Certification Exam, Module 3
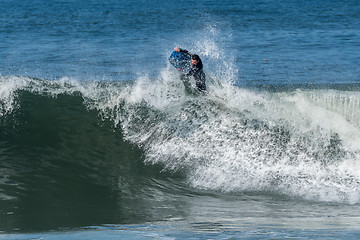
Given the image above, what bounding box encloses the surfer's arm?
[174,47,192,58]
[179,49,192,58]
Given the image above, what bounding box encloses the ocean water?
[1,0,360,239]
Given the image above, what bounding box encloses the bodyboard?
[168,51,191,73]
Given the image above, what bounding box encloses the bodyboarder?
[174,47,206,92]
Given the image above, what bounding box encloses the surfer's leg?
[180,75,193,94]
[195,80,207,94]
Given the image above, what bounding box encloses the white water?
[83,71,360,204]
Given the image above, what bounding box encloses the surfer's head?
[191,55,200,65]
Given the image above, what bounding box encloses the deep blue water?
[1,0,360,239]
[2,0,359,84]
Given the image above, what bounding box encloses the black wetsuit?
[179,49,206,91]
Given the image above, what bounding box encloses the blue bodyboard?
[168,51,191,73]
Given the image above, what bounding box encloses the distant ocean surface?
[1,0,360,239]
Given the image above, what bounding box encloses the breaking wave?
[2,72,360,204]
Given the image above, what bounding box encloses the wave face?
[2,74,360,229]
